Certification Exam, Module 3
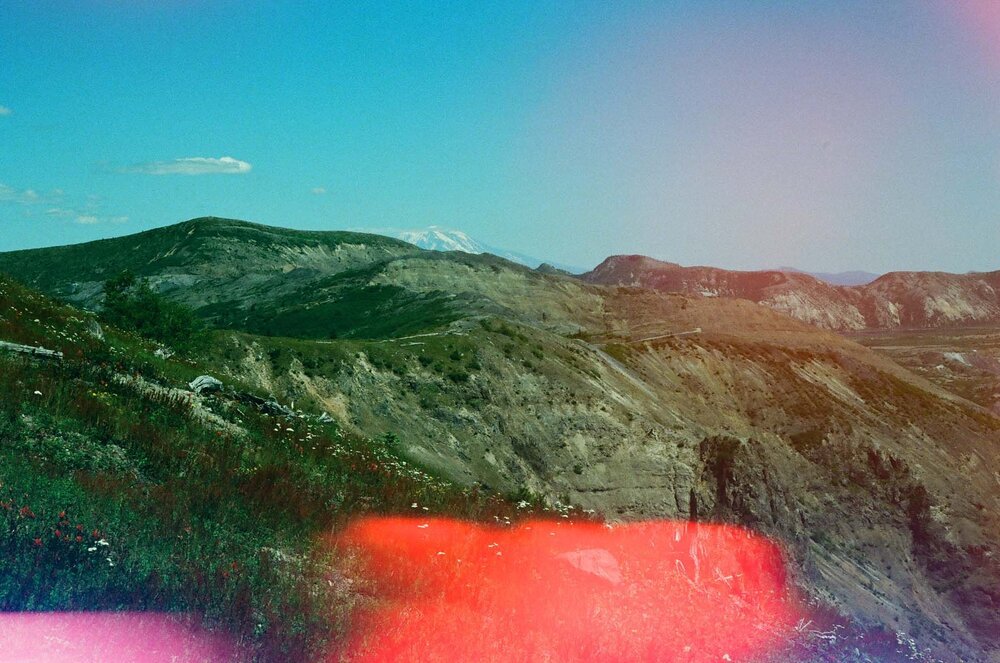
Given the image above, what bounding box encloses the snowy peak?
[384,226,586,274]
[396,227,487,254]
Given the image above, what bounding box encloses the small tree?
[101,270,204,351]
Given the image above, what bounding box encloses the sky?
[0,0,997,273]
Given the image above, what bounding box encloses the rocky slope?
[222,294,999,661]
[584,254,1000,331]
[2,218,999,659]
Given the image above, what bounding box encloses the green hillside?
[0,274,530,661]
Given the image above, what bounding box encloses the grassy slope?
[0,275,534,661]
[0,217,419,298]
[0,219,597,342]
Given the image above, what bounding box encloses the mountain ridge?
[584,254,1000,331]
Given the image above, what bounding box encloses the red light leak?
[330,517,800,662]
[0,612,236,662]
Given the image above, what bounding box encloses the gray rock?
[189,375,223,394]
[261,399,295,417]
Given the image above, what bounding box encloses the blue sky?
[1,1,997,273]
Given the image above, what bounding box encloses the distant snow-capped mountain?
[390,226,585,274]
[396,227,486,254]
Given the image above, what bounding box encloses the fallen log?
[0,340,64,360]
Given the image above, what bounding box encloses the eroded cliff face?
[584,255,1000,331]
[221,306,999,661]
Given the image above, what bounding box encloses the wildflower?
[32,390,42,396]
[75,535,83,543]
[33,538,42,547]
[18,506,35,519]
[54,529,62,538]
[87,547,96,552]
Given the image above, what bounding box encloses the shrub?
[100,271,205,352]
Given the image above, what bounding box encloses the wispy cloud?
[122,156,252,175]
[73,214,126,225]
[0,183,41,204]
[0,106,12,116]
[2,181,126,225]
[311,186,327,195]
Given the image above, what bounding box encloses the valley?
[0,218,997,661]
[855,327,1000,416]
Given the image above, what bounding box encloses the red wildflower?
[58,510,66,520]
[54,529,62,538]
[75,535,83,543]
[33,538,41,547]
[76,524,84,531]
[18,506,35,519]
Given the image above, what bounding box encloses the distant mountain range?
[778,266,880,287]
[389,227,885,287]
[382,226,587,274]
[584,254,1000,331]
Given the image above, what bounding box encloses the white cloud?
[46,208,75,217]
[0,106,11,116]
[75,215,99,225]
[123,156,252,175]
[311,186,327,195]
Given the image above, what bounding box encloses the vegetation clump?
[100,271,205,352]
